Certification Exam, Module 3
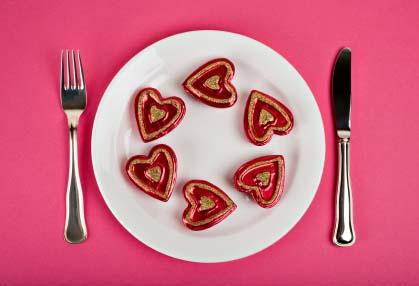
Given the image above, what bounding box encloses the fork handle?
[64,126,87,243]
[333,138,355,246]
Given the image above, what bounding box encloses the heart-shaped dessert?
[233,155,285,208]
[135,88,186,142]
[126,144,177,202]
[244,90,293,146]
[182,58,237,108]
[182,180,237,231]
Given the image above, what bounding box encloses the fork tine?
[77,50,85,89]
[60,50,66,90]
[71,50,78,89]
[66,50,70,89]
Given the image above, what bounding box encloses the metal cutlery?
[332,47,355,246]
[60,50,87,243]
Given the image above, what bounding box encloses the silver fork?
[61,50,87,243]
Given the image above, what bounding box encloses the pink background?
[1,0,419,285]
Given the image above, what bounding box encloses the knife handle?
[333,138,355,246]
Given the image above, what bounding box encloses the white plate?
[92,30,325,263]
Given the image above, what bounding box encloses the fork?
[61,50,87,243]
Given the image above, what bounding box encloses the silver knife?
[332,47,355,246]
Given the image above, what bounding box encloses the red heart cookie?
[126,144,177,202]
[182,180,237,231]
[244,90,293,146]
[182,58,237,108]
[135,88,186,142]
[233,155,285,208]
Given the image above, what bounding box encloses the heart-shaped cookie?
[233,155,285,208]
[244,90,293,146]
[135,88,186,142]
[182,180,237,231]
[126,144,177,202]
[182,58,237,108]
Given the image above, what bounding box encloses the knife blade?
[333,48,351,138]
[332,47,355,246]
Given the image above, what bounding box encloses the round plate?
[92,30,325,263]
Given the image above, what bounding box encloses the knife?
[332,47,355,246]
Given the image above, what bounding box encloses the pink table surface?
[1,0,419,285]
